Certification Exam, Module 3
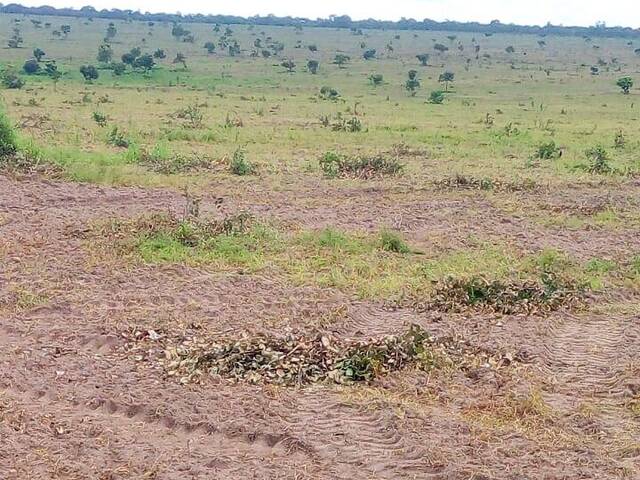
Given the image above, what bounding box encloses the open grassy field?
[1,11,640,480]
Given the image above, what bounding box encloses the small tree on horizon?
[439,71,455,91]
[307,59,319,74]
[616,77,633,94]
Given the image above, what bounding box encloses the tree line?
[0,3,638,39]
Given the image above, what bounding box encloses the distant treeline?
[1,3,639,39]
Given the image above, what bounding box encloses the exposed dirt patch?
[1,175,639,479]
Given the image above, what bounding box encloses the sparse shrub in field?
[79,64,99,82]
[331,116,362,132]
[334,54,350,67]
[153,49,166,59]
[416,53,430,66]
[173,104,204,129]
[584,145,613,174]
[92,111,108,127]
[307,60,319,74]
[229,148,255,175]
[1,70,25,89]
[616,77,633,94]
[308,44,318,52]
[614,130,625,149]
[506,45,516,54]
[534,140,561,160]
[379,230,411,253]
[23,59,40,75]
[33,48,46,62]
[281,59,296,73]
[369,74,384,86]
[425,274,582,315]
[429,90,445,104]
[0,109,17,158]
[107,126,130,148]
[111,62,126,76]
[319,151,404,179]
[319,86,340,100]
[204,41,216,54]
[363,49,376,60]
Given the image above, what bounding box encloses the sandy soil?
[1,175,639,479]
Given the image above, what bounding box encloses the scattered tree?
[334,54,350,68]
[281,59,296,73]
[204,41,216,54]
[416,53,429,66]
[33,48,46,62]
[97,44,113,63]
[405,70,420,96]
[23,59,40,75]
[153,49,166,59]
[307,59,319,74]
[438,71,455,91]
[616,77,633,94]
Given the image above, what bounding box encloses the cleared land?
[1,13,640,479]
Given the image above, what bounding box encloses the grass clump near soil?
[137,147,216,174]
[434,174,539,193]
[92,210,274,269]
[319,151,404,179]
[162,324,518,385]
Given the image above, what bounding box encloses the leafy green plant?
[429,90,445,104]
[229,148,255,175]
[379,230,411,254]
[92,111,108,127]
[534,140,561,160]
[107,126,130,148]
[584,145,612,174]
[0,108,17,158]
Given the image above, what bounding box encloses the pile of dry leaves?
[161,324,520,386]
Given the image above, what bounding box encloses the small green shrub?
[534,140,561,160]
[379,230,411,253]
[429,90,445,104]
[1,70,25,89]
[92,111,108,127]
[0,109,17,158]
[229,148,255,175]
[107,126,130,148]
[584,145,612,174]
[319,86,340,100]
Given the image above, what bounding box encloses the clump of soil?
[422,275,582,315]
[161,325,518,385]
[434,174,539,193]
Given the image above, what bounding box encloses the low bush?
[319,151,404,179]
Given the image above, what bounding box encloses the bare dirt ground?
[1,175,639,479]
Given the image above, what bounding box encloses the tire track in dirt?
[282,389,447,479]
[540,313,638,397]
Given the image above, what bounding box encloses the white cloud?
[15,0,640,28]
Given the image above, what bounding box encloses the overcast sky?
[15,0,640,28]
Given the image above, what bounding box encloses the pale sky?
[15,0,640,28]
